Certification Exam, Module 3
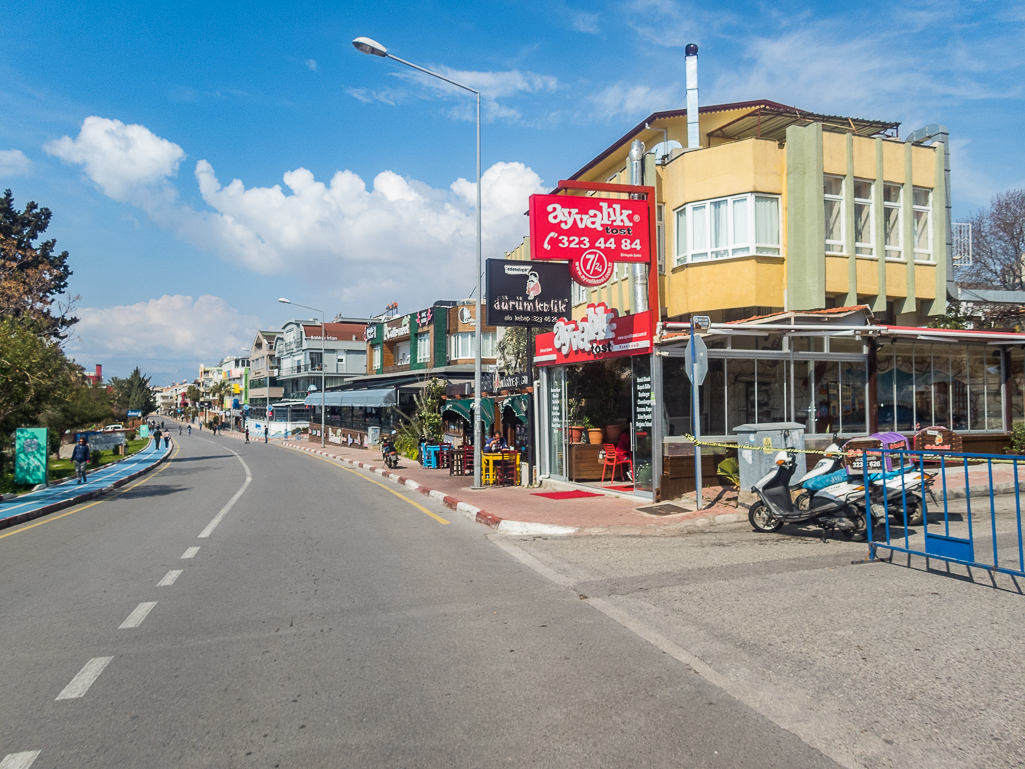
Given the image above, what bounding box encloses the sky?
[1,0,1022,385]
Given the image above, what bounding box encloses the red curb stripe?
[475,511,502,528]
[441,496,459,510]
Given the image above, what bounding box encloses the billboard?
[528,193,651,264]
[15,427,48,486]
[533,305,652,367]
[486,259,571,327]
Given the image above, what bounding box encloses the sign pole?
[691,321,702,509]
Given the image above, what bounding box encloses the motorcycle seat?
[803,469,848,491]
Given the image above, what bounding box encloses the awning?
[443,399,473,422]
[501,394,528,422]
[304,388,396,408]
[443,397,496,426]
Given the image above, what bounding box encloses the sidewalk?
[0,440,172,530]
[278,439,747,536]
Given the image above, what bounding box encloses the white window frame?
[656,203,665,274]
[853,179,874,257]
[396,341,411,366]
[912,187,933,262]
[572,281,588,305]
[824,175,845,254]
[372,346,381,370]
[673,193,781,266]
[416,331,431,363]
[883,183,903,261]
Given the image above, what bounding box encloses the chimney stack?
[685,44,699,149]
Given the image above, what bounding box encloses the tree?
[39,377,114,454]
[109,368,156,417]
[960,188,1025,291]
[496,326,540,380]
[0,189,76,340]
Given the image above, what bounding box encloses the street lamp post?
[279,298,326,448]
[352,36,484,487]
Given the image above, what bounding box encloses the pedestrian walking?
[179,425,183,435]
[71,437,90,484]
[187,425,191,435]
[264,425,269,443]
[245,427,250,443]
[153,429,161,448]
[163,434,170,449]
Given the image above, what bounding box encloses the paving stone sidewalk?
[277,439,747,535]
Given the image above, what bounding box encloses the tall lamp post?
[279,298,326,448]
[352,36,484,487]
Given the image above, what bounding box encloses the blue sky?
[1,0,1022,384]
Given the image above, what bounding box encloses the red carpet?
[531,490,604,500]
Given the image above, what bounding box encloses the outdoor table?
[422,444,441,469]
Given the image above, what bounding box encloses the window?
[417,331,431,363]
[883,183,902,259]
[572,281,588,305]
[913,187,932,262]
[449,331,496,360]
[395,341,411,365]
[824,175,844,254]
[372,346,381,370]
[673,194,780,265]
[853,180,874,256]
[656,204,665,274]
[482,331,496,359]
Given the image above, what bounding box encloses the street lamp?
[279,297,326,448]
[352,36,484,488]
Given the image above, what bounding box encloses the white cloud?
[305,59,317,71]
[44,116,185,202]
[571,11,600,34]
[0,149,32,177]
[68,294,261,364]
[588,81,684,120]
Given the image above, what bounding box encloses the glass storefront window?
[547,368,565,478]
[1013,349,1024,422]
[793,359,814,431]
[726,358,756,430]
[985,350,1003,431]
[703,359,726,435]
[893,345,916,432]
[791,337,824,353]
[662,358,693,438]
[950,348,969,430]
[969,349,987,430]
[812,361,840,434]
[828,337,865,354]
[840,361,867,433]
[757,359,787,423]
[913,345,934,427]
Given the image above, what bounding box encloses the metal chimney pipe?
[629,140,648,312]
[685,44,699,149]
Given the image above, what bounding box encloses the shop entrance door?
[546,367,567,480]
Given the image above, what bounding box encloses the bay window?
[673,193,781,266]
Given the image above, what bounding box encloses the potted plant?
[566,398,585,443]
[582,416,603,445]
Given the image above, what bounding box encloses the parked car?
[103,424,124,432]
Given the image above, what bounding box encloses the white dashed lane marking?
[119,602,157,629]
[0,752,41,769]
[181,546,200,559]
[157,570,182,587]
[56,657,113,700]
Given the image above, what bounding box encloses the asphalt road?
[0,431,840,768]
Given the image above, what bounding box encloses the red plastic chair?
[601,443,633,487]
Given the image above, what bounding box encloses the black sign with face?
[486,259,572,327]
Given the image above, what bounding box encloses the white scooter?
[792,436,845,512]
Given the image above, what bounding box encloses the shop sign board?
[415,308,433,327]
[533,304,652,367]
[127,409,142,418]
[364,324,379,343]
[634,374,653,429]
[383,316,411,341]
[486,259,571,327]
[15,427,48,486]
[495,371,531,390]
[528,194,650,264]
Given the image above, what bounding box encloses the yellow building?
[558,100,948,325]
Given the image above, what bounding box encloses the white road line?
[198,448,252,538]
[181,546,200,559]
[119,601,157,628]
[56,657,113,700]
[0,752,41,769]
[157,570,182,586]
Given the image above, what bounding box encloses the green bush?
[89,449,103,465]
[395,434,419,460]
[1011,422,1025,451]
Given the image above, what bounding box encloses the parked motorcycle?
[749,451,881,539]
[382,434,400,469]
[792,436,845,511]
[868,466,935,526]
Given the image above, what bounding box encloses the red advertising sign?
[569,250,614,287]
[533,304,652,367]
[529,193,650,264]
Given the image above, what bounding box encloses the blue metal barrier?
[864,448,1025,578]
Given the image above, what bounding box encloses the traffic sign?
[685,334,708,385]
[692,315,711,331]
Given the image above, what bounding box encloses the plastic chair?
[496,450,520,486]
[601,443,633,487]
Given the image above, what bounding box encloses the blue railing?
[864,448,1025,578]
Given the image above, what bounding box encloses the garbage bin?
[733,422,806,494]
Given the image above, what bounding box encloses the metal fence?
[866,448,1025,578]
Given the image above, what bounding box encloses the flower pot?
[586,428,604,445]
[603,424,624,445]
[568,426,585,443]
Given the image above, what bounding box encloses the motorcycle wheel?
[891,502,924,526]
[839,513,868,541]
[749,502,784,533]
[795,491,811,512]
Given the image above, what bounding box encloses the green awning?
[443,399,472,422]
[481,397,495,427]
[501,394,528,422]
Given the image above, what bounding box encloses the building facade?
[248,330,283,412]
[276,319,368,400]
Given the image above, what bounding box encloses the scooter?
[382,436,400,469]
[792,436,845,511]
[749,451,881,540]
[868,466,936,526]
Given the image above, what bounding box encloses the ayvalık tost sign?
[533,304,652,366]
[528,193,651,265]
[486,259,571,327]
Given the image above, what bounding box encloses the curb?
[279,441,566,534]
[278,441,751,536]
[0,444,174,532]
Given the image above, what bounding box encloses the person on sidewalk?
[179,425,182,436]
[163,434,170,449]
[71,437,90,484]
[245,427,250,444]
[152,428,162,448]
[187,424,191,435]
[264,425,269,443]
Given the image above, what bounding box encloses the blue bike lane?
[0,439,173,530]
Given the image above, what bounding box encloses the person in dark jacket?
[71,437,90,484]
